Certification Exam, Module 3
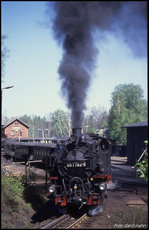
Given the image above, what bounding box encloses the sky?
[1,1,147,119]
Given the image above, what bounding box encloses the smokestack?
[48,1,147,128]
[72,128,82,137]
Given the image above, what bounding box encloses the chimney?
[72,128,82,137]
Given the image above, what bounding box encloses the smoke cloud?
[47,1,147,128]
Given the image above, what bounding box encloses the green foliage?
[1,172,25,210]
[19,110,71,138]
[8,106,109,138]
[51,109,70,137]
[136,141,148,182]
[19,114,49,138]
[84,106,108,133]
[108,84,147,144]
[1,171,35,229]
[136,160,148,182]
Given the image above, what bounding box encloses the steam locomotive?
[48,128,111,210]
[2,128,111,213]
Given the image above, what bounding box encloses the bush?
[1,171,25,210]
[136,141,148,182]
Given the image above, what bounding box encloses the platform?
[111,156,148,187]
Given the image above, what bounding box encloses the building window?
[19,131,22,136]
[11,130,14,136]
[14,122,19,127]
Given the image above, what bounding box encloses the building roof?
[122,121,148,128]
[2,118,30,129]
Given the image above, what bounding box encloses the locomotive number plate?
[66,162,86,168]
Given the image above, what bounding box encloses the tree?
[136,140,148,182]
[19,114,49,138]
[1,35,10,81]
[108,84,147,144]
[19,115,33,137]
[84,106,109,133]
[46,112,54,137]
[50,109,71,137]
[19,111,71,138]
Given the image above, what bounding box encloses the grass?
[1,168,48,228]
[1,171,24,211]
[113,206,148,228]
[1,170,33,228]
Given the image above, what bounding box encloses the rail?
[66,213,87,229]
[40,214,69,229]
[39,213,87,229]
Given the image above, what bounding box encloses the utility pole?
[1,85,14,137]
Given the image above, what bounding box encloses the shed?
[122,121,148,166]
[2,118,30,139]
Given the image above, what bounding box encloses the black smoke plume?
[47,1,147,128]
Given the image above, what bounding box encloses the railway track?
[39,213,87,229]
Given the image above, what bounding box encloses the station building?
[2,118,30,139]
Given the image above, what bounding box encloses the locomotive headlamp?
[99,182,107,191]
[49,184,56,193]
[90,177,94,181]
[74,184,77,189]
[81,135,85,142]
